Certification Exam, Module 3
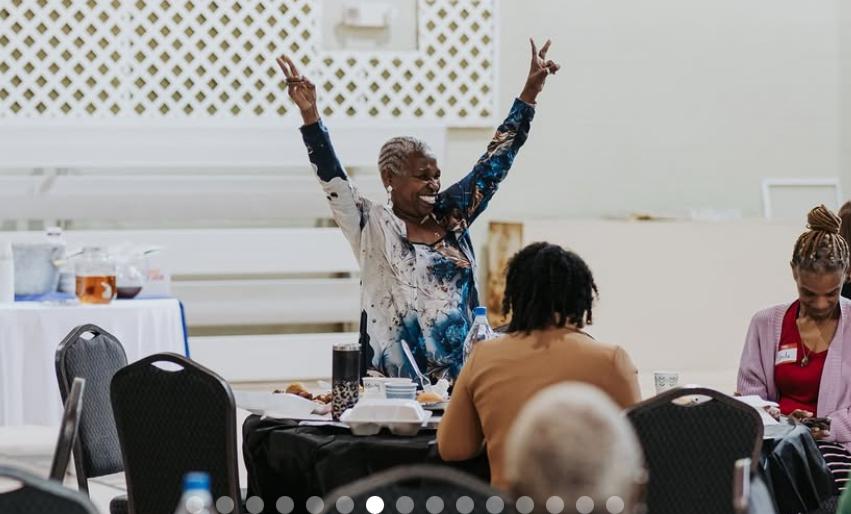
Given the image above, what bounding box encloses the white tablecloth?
[0,299,186,426]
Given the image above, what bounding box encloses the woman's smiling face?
[387,151,441,220]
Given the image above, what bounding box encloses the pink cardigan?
[738,298,851,452]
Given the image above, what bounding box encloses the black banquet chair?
[54,323,128,514]
[0,465,98,514]
[110,352,242,514]
[321,465,516,514]
[48,377,85,482]
[626,387,763,514]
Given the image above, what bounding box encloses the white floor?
[0,424,127,512]
[0,384,267,513]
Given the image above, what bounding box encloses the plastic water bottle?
[0,242,14,304]
[174,472,213,514]
[462,306,495,364]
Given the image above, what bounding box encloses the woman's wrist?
[300,106,320,126]
[518,85,539,105]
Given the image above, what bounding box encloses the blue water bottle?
[173,472,213,514]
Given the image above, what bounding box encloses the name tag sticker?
[776,344,798,365]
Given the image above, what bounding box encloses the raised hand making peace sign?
[278,38,557,123]
[519,38,560,105]
[276,54,319,125]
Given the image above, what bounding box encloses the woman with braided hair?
[738,205,851,492]
[438,242,640,489]
[275,39,560,382]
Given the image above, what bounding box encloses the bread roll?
[285,382,310,396]
[417,391,443,404]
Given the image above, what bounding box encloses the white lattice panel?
[0,0,129,117]
[0,0,496,125]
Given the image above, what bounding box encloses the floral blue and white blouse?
[299,99,535,381]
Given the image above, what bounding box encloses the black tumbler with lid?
[332,342,360,420]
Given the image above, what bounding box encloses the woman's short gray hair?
[378,136,435,177]
[505,383,644,512]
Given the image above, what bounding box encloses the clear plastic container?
[75,247,116,304]
[115,255,147,299]
[11,238,64,296]
[0,242,14,303]
[46,227,75,294]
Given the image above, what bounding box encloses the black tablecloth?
[243,416,833,514]
[243,416,489,513]
[759,423,834,514]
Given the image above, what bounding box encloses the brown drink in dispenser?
[75,247,116,304]
[76,275,117,304]
[332,342,360,420]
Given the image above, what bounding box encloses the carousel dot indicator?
[366,495,384,514]
[215,496,235,514]
[515,496,534,514]
[305,496,324,514]
[245,496,264,514]
[275,496,294,514]
[336,496,354,514]
[576,496,595,514]
[486,496,505,514]
[456,496,474,514]
[426,495,444,513]
[396,496,414,514]
[546,496,564,514]
[606,496,625,514]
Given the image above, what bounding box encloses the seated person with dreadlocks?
[438,242,641,490]
[738,205,851,493]
[275,40,560,382]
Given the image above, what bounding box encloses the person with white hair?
[504,382,645,514]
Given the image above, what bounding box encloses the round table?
[243,416,488,514]
[242,416,832,514]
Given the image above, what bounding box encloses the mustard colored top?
[437,327,641,490]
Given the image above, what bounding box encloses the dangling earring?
[386,185,393,209]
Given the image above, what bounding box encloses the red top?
[775,301,828,415]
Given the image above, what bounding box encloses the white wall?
[841,0,851,185]
[437,2,849,398]
[521,219,803,398]
[443,0,845,220]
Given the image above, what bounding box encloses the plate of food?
[272,382,333,416]
[275,382,332,405]
[234,388,329,420]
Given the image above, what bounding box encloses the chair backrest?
[0,465,98,514]
[48,377,85,482]
[626,387,763,514]
[320,465,516,514]
[111,352,241,514]
[55,324,127,491]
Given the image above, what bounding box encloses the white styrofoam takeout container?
[339,398,432,436]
